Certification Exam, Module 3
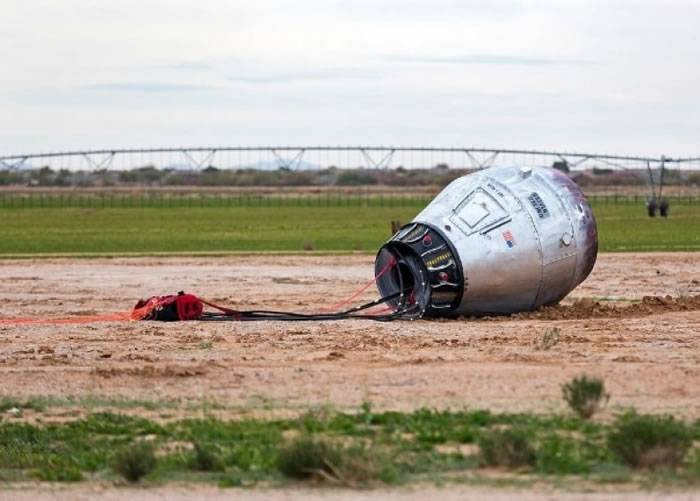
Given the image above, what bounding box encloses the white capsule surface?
[376,165,598,317]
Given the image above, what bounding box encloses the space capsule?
[375,165,598,317]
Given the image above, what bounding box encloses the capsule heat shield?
[375,223,464,318]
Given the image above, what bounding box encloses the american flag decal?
[502,230,515,248]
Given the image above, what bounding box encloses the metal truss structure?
[1,146,699,173]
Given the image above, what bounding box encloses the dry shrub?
[277,436,381,485]
[534,327,561,351]
[562,375,609,419]
[478,427,536,468]
[607,412,692,469]
[112,442,156,482]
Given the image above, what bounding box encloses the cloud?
[83,82,215,93]
[227,67,372,84]
[158,62,215,71]
[382,54,593,66]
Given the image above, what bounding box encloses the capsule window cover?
[375,166,598,318]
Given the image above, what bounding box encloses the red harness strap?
[134,292,204,321]
[198,298,240,317]
[133,292,240,321]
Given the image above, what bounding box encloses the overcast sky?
[2,0,699,157]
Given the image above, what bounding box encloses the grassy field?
[0,200,698,255]
[0,398,698,487]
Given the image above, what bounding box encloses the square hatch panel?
[450,188,510,235]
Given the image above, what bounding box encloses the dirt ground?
[2,484,697,501]
[0,252,698,420]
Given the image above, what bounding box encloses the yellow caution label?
[425,252,451,267]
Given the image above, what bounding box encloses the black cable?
[194,250,429,323]
[239,290,404,317]
[198,290,411,322]
[383,247,423,319]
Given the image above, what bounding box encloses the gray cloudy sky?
[2,0,699,156]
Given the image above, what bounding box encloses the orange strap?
[0,304,153,326]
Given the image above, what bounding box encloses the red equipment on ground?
[0,258,405,325]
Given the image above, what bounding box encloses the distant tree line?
[0,165,467,188]
[1,163,697,188]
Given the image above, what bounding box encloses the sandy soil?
[0,252,698,420]
[2,484,698,501]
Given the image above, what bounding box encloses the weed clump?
[562,375,609,419]
[112,442,156,482]
[534,327,561,351]
[190,442,225,472]
[277,436,381,485]
[478,427,536,468]
[278,436,343,481]
[607,412,692,469]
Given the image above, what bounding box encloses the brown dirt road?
[0,252,698,419]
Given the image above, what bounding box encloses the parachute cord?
[319,256,396,313]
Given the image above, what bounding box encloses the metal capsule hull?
[375,165,598,317]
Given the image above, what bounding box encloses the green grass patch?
[0,206,420,254]
[0,199,698,255]
[0,396,49,413]
[591,201,700,251]
[189,442,226,472]
[0,406,698,488]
